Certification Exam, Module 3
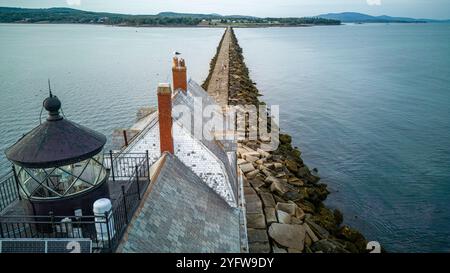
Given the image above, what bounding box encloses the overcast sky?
[1,0,449,19]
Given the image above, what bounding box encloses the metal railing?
[0,171,20,212]
[104,150,150,181]
[0,154,152,253]
[107,161,150,250]
[0,214,112,252]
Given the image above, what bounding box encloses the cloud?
[366,0,381,6]
[66,0,81,6]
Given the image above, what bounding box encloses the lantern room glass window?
[15,154,107,199]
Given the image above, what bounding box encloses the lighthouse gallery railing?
[0,152,152,253]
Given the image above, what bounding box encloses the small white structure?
[93,198,115,241]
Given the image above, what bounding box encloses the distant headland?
[317,12,450,23]
[0,7,339,27]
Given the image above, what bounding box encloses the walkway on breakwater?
[206,27,272,253]
[204,27,369,253]
[206,27,231,108]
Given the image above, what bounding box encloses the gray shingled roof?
[172,80,238,201]
[118,153,241,253]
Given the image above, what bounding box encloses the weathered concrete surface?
[206,27,231,108]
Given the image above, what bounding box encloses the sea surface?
[0,23,223,172]
[0,23,449,252]
[235,24,450,252]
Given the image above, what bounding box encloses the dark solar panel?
[0,240,46,253]
[0,239,92,253]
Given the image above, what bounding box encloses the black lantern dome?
[4,90,110,216]
[6,93,106,168]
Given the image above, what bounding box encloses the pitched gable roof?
[118,153,241,253]
[173,80,238,201]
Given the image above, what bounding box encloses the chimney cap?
[157,83,172,95]
[172,56,186,68]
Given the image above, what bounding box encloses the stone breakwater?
[204,27,369,253]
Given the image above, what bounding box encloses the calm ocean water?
[0,23,449,252]
[235,24,450,252]
[0,24,223,172]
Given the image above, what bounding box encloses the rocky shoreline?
[205,27,369,253]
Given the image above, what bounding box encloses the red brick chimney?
[172,57,187,93]
[157,83,174,154]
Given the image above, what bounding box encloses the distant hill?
[0,7,340,26]
[156,12,221,18]
[318,12,449,23]
[155,12,256,20]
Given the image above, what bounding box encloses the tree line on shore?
[0,7,341,26]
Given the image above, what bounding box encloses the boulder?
[303,223,319,243]
[240,162,255,173]
[249,179,265,189]
[288,177,304,186]
[243,152,261,160]
[308,174,321,184]
[257,148,271,159]
[271,155,284,162]
[270,180,288,196]
[245,169,260,179]
[283,190,302,201]
[310,206,338,232]
[264,175,278,184]
[237,158,246,165]
[291,217,303,225]
[296,200,316,214]
[335,226,367,252]
[262,169,275,179]
[273,194,286,203]
[305,233,313,247]
[244,155,259,163]
[290,148,302,160]
[237,148,247,157]
[257,164,267,171]
[295,207,306,220]
[268,223,306,251]
[297,166,310,178]
[305,219,330,239]
[306,184,329,204]
[277,210,291,224]
[285,159,298,173]
[279,134,292,144]
[255,158,266,165]
[276,202,297,216]
[241,144,257,153]
[273,163,283,170]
